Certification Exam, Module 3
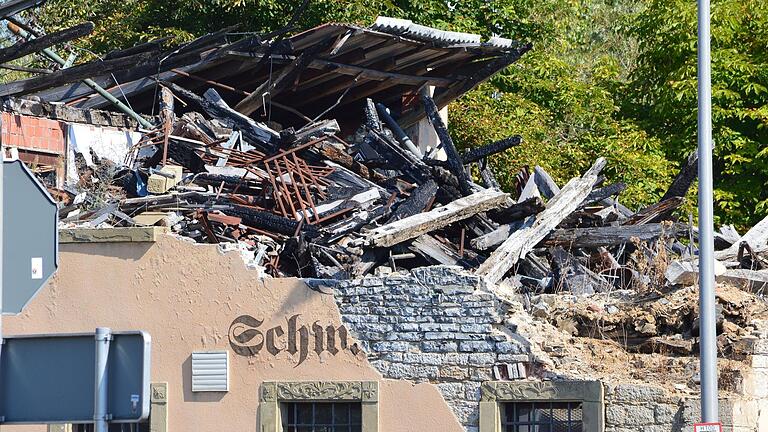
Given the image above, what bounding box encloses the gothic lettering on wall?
[228,314,352,366]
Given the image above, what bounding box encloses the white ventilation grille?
[191,351,229,392]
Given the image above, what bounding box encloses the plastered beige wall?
[1,236,462,432]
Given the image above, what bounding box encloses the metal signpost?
[0,330,152,426]
[697,0,720,426]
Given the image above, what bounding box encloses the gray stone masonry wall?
[605,383,737,432]
[333,266,530,432]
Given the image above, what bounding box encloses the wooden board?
[361,188,508,247]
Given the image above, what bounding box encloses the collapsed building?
[1,3,768,432]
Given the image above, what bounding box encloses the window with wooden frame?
[259,381,378,432]
[479,381,602,432]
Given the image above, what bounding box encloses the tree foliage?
[623,0,768,227]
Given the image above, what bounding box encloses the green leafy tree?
[624,0,768,227]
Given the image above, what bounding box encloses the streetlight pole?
[697,0,719,422]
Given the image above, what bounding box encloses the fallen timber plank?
[471,218,530,251]
[361,188,509,248]
[387,180,438,223]
[533,165,560,199]
[543,223,687,248]
[476,158,605,284]
[410,234,462,265]
[0,21,94,64]
[623,196,684,225]
[717,214,768,260]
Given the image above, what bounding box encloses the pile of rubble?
[2,4,768,295]
[52,86,691,283]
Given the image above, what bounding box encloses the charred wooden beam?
[103,36,172,60]
[488,197,544,225]
[361,188,509,248]
[165,83,279,151]
[579,182,626,208]
[0,63,51,74]
[0,0,46,20]
[387,180,438,223]
[543,223,687,248]
[227,205,319,238]
[421,93,473,196]
[533,165,560,199]
[623,196,684,225]
[480,160,501,190]
[234,52,309,116]
[476,158,605,283]
[282,120,340,146]
[363,98,382,132]
[0,51,156,97]
[661,151,698,201]
[461,135,522,164]
[313,141,387,183]
[367,128,431,184]
[0,21,94,64]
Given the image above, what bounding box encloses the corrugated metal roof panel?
[371,16,481,45]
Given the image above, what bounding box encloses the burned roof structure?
[2,16,530,133]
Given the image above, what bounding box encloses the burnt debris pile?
[1,7,767,293]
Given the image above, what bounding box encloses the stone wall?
[333,266,530,432]
[604,383,746,432]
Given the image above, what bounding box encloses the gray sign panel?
[0,331,151,424]
[3,159,59,314]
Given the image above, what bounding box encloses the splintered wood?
[476,158,605,284]
[362,189,508,247]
